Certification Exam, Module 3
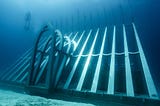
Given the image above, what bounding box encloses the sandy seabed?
[0,89,95,106]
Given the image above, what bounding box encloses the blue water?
[0,0,160,96]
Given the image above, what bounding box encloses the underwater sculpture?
[0,23,159,105]
[27,24,76,92]
[24,11,31,31]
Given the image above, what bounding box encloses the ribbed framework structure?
[0,23,158,99]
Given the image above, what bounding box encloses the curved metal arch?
[54,29,64,50]
[32,36,52,84]
[27,24,64,87]
[27,23,78,91]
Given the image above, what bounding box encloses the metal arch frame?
[54,35,75,87]
[27,24,65,90]
[27,24,52,86]
[32,36,52,85]
[47,30,64,89]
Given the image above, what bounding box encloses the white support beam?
[1,37,47,80]
[5,37,51,81]
[19,72,28,83]
[68,33,72,38]
[13,63,30,81]
[123,25,134,97]
[1,54,30,80]
[64,30,92,89]
[35,56,49,84]
[91,27,107,92]
[75,32,85,49]
[72,32,78,41]
[6,59,30,81]
[132,23,158,99]
[76,29,99,91]
[107,26,116,95]
[65,31,85,66]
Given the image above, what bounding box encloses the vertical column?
[107,26,116,95]
[91,27,107,92]
[123,25,134,96]
[64,30,92,89]
[76,29,99,91]
[132,23,158,98]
